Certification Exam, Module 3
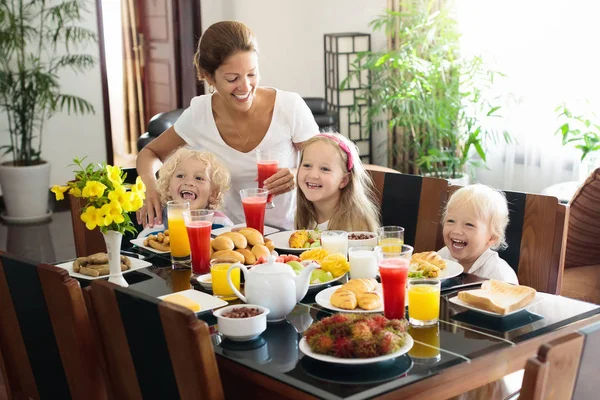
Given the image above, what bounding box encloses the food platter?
[448,292,545,317]
[211,223,280,237]
[315,284,384,314]
[55,256,152,280]
[158,289,227,315]
[265,230,321,253]
[308,273,347,290]
[299,335,413,365]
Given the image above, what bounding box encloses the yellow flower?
[106,165,123,186]
[131,176,146,199]
[80,206,105,230]
[82,181,107,198]
[69,186,82,197]
[130,192,144,211]
[109,186,133,211]
[51,185,69,201]
[101,201,125,225]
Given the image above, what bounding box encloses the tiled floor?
[0,211,76,264]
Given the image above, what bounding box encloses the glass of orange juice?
[408,323,441,363]
[167,201,191,269]
[210,258,240,300]
[408,278,441,326]
[378,226,405,252]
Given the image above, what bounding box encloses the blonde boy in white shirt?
[438,184,518,284]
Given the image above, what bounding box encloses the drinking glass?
[408,323,441,364]
[376,244,413,320]
[348,245,378,279]
[321,230,348,257]
[184,209,214,275]
[239,188,268,235]
[256,150,281,209]
[408,278,441,326]
[167,201,191,269]
[170,268,192,292]
[210,258,241,300]
[378,226,405,253]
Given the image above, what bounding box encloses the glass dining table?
[75,247,600,399]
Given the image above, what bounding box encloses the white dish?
[448,292,544,317]
[130,232,170,254]
[213,305,269,341]
[347,231,379,248]
[308,273,347,290]
[54,256,152,280]
[158,289,227,315]
[439,260,464,280]
[265,230,321,253]
[211,223,280,237]
[315,284,384,313]
[197,273,212,290]
[299,335,413,365]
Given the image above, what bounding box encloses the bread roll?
[251,244,270,259]
[236,248,256,265]
[212,250,245,264]
[457,280,536,315]
[239,228,265,246]
[330,289,357,310]
[219,232,247,249]
[211,236,235,251]
[264,238,275,252]
[357,292,381,310]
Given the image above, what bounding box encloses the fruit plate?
[308,273,347,290]
[158,289,227,315]
[448,292,545,317]
[315,284,384,313]
[54,256,152,280]
[265,230,321,253]
[299,334,413,365]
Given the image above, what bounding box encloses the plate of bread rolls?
[315,278,384,313]
[130,230,171,254]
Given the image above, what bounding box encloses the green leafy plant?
[555,103,600,162]
[0,0,97,166]
[342,0,510,178]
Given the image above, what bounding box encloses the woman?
[136,21,318,229]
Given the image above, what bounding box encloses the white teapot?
[227,255,318,322]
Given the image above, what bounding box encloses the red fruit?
[377,331,402,355]
[309,333,334,354]
[328,313,351,325]
[353,339,379,358]
[365,318,383,334]
[253,256,267,265]
[304,322,326,342]
[333,337,353,358]
[371,315,388,329]
[386,318,408,333]
[351,321,373,341]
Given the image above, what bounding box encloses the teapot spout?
[295,262,319,302]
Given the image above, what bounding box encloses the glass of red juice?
[256,150,281,209]
[376,244,414,320]
[183,209,214,275]
[239,188,268,235]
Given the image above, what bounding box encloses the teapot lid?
[253,255,293,274]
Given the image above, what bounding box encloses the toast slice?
[457,280,536,315]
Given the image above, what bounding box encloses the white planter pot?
[0,161,52,223]
[102,230,128,287]
[423,172,470,186]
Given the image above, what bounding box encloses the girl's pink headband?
[316,134,354,171]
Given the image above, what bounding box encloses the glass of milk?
[320,230,348,257]
[348,246,378,279]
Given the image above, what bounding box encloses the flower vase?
[102,230,128,287]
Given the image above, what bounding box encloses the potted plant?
[343,0,510,182]
[0,0,96,222]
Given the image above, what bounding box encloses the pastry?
[235,248,256,265]
[238,228,265,246]
[357,292,382,310]
[330,289,357,310]
[412,251,446,270]
[251,244,270,259]
[341,278,376,297]
[219,232,248,249]
[211,236,235,251]
[212,250,245,264]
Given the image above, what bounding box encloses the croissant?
[341,278,377,297]
[330,289,357,310]
[357,292,382,310]
[412,251,446,270]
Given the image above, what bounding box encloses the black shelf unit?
[324,32,372,163]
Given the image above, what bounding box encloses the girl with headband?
[295,132,380,232]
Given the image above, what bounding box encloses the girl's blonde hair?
[157,147,231,209]
[443,184,509,250]
[295,133,380,232]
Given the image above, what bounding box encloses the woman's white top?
[174,89,318,230]
[438,247,519,284]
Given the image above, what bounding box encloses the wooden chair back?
[0,252,108,400]
[520,321,600,400]
[372,171,449,253]
[447,186,568,294]
[90,280,224,400]
[69,167,141,257]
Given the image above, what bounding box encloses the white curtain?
[455,0,600,193]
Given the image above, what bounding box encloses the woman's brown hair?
[193,21,258,80]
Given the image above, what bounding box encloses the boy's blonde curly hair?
[156,147,231,210]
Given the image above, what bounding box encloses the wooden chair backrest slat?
[572,321,600,399]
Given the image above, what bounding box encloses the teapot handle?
[227,263,247,302]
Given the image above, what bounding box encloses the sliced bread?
[457,280,536,315]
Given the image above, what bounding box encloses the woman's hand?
[137,182,163,227]
[263,168,296,197]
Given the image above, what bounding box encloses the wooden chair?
[447,186,568,294]
[0,252,108,400]
[69,167,142,257]
[520,321,600,400]
[90,280,224,400]
[369,169,449,253]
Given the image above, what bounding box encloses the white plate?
[308,273,347,290]
[197,273,212,290]
[130,234,170,254]
[299,334,413,365]
[158,289,227,315]
[439,260,464,280]
[265,230,321,253]
[55,256,152,280]
[211,223,280,237]
[448,292,544,317]
[315,284,384,313]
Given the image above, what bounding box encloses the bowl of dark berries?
[213,305,270,341]
[348,232,378,248]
